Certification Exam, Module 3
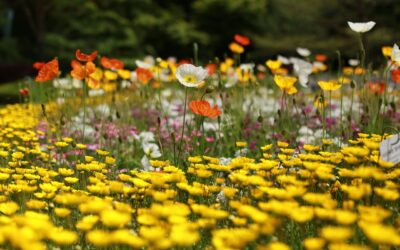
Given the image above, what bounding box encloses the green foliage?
[3,0,400,66]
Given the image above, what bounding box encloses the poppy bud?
[257,115,263,123]
[350,80,356,89]
[19,88,29,96]
[116,111,121,119]
[205,86,215,94]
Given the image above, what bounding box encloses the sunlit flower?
[189,100,222,119]
[76,49,98,62]
[318,80,341,91]
[35,58,59,82]
[100,56,123,69]
[176,64,208,87]
[274,75,297,94]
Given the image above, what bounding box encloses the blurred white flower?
[143,143,162,158]
[134,131,155,143]
[277,55,290,64]
[347,21,375,33]
[176,64,208,88]
[88,89,105,97]
[296,47,311,57]
[292,58,313,87]
[135,55,155,69]
[391,44,400,64]
[348,59,360,66]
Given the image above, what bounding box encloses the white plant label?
[380,134,400,164]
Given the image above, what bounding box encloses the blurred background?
[1,0,400,84]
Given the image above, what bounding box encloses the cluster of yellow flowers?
[0,103,398,250]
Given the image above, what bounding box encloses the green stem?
[177,88,189,166]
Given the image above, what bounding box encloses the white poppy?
[134,131,155,143]
[135,56,155,69]
[143,143,162,158]
[296,47,311,57]
[277,55,290,64]
[293,58,313,87]
[391,44,400,64]
[347,21,376,33]
[176,64,208,87]
[348,59,360,66]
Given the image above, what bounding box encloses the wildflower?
[391,44,400,64]
[76,49,97,62]
[19,88,29,96]
[266,60,282,71]
[189,100,222,119]
[176,64,208,87]
[304,238,325,250]
[320,226,352,242]
[70,60,96,81]
[297,47,311,57]
[86,230,111,246]
[234,34,250,46]
[100,56,123,69]
[100,209,131,228]
[229,42,244,54]
[274,75,297,94]
[382,46,393,57]
[318,80,341,91]
[315,54,327,62]
[367,81,385,94]
[347,21,376,33]
[136,67,153,84]
[391,68,400,83]
[54,207,71,217]
[48,229,78,245]
[35,58,59,82]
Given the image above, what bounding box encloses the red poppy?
[189,100,222,119]
[70,60,96,80]
[136,67,153,84]
[33,62,45,70]
[76,49,97,62]
[391,68,400,84]
[178,59,191,65]
[234,34,250,46]
[315,54,327,62]
[19,88,29,96]
[100,56,124,70]
[367,81,385,94]
[205,63,217,75]
[35,58,59,82]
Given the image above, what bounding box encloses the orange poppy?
[315,54,327,62]
[189,100,222,119]
[392,68,400,84]
[367,81,385,94]
[35,58,59,82]
[136,67,153,84]
[205,63,217,75]
[234,34,250,46]
[100,56,124,70]
[70,60,96,80]
[33,62,45,70]
[76,49,97,62]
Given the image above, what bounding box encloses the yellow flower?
[104,70,118,81]
[117,69,131,79]
[26,199,47,210]
[48,228,78,245]
[266,60,282,71]
[304,237,325,250]
[229,42,244,54]
[382,46,393,57]
[236,141,247,147]
[274,75,297,95]
[318,80,341,91]
[0,201,19,215]
[100,209,131,228]
[320,226,352,242]
[54,207,71,217]
[86,230,111,246]
[359,221,400,246]
[105,156,116,164]
[64,177,79,184]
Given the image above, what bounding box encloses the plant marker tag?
[380,134,400,164]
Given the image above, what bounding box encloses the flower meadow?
[0,22,399,250]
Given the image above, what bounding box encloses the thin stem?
[177,88,189,165]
